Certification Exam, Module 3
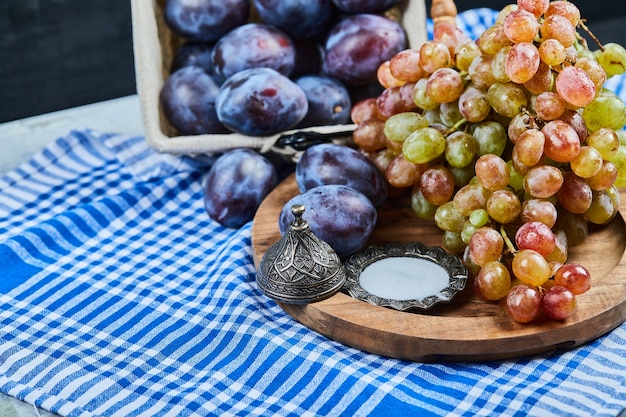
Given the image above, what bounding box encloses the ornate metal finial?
[256,204,346,304]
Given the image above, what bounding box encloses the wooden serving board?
[251,175,626,362]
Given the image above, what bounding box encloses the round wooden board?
[251,175,626,362]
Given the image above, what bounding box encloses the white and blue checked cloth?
[1,9,626,417]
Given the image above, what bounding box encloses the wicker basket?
[130,0,457,156]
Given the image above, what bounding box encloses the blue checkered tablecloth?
[1,9,626,417]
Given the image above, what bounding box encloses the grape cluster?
[353,0,626,324]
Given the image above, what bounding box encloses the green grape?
[570,146,603,178]
[475,261,512,301]
[423,108,443,125]
[461,220,478,244]
[582,93,626,131]
[469,208,489,227]
[383,112,429,143]
[445,131,477,168]
[584,188,620,225]
[469,121,508,156]
[413,78,439,111]
[402,127,446,164]
[512,249,551,287]
[434,201,467,233]
[439,100,464,127]
[554,211,588,247]
[607,144,626,187]
[491,46,512,83]
[586,128,619,159]
[450,164,477,188]
[455,41,482,72]
[410,186,438,220]
[507,160,525,192]
[487,82,528,118]
[468,55,498,90]
[594,42,626,77]
[486,189,522,224]
[443,231,466,254]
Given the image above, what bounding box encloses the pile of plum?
[160,0,408,137]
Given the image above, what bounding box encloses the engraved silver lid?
[256,204,346,304]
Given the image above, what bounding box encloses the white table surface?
[0,94,144,176]
[0,94,144,416]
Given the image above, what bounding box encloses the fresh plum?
[210,23,296,82]
[295,75,351,128]
[164,0,250,43]
[323,14,406,86]
[216,68,308,136]
[160,66,228,135]
[296,143,388,207]
[279,185,377,257]
[203,149,278,228]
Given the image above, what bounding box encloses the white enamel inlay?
[358,257,450,301]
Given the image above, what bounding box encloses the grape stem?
[500,224,517,255]
[449,117,468,133]
[578,19,604,51]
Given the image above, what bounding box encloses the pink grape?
[513,128,545,167]
[419,40,452,73]
[478,24,512,55]
[433,22,471,56]
[419,165,455,205]
[557,171,593,214]
[475,154,509,191]
[534,92,566,121]
[554,263,591,295]
[540,14,576,48]
[469,227,504,267]
[505,42,541,84]
[512,249,551,286]
[545,1,581,26]
[515,221,556,257]
[518,0,549,17]
[426,67,464,103]
[521,199,557,227]
[541,285,577,320]
[538,38,566,66]
[524,61,552,95]
[542,120,581,163]
[586,161,619,191]
[503,9,539,43]
[555,66,596,108]
[389,49,426,82]
[475,261,512,301]
[506,284,542,323]
[524,165,564,198]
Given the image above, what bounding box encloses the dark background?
[1,0,626,123]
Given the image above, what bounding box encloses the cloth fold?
[1,9,626,417]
